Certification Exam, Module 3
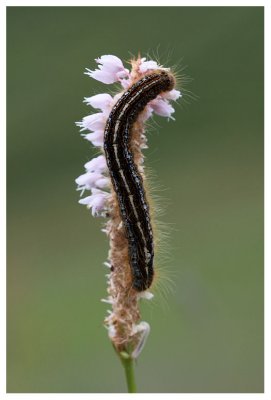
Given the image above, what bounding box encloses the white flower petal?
[78,195,93,205]
[141,105,153,122]
[150,98,175,118]
[120,78,132,89]
[131,322,150,359]
[84,155,107,173]
[85,69,118,84]
[84,93,113,113]
[139,59,159,73]
[79,189,110,217]
[137,291,154,300]
[85,55,130,84]
[75,172,109,190]
[76,113,106,132]
[96,55,125,73]
[163,89,182,101]
[82,130,104,147]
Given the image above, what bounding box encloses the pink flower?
[85,55,130,85]
[149,98,175,118]
[76,113,106,132]
[84,155,107,173]
[84,93,113,115]
[96,55,125,73]
[75,172,109,192]
[139,58,159,73]
[141,105,154,122]
[162,89,182,101]
[131,321,151,359]
[82,130,104,147]
[121,79,132,89]
[79,188,110,217]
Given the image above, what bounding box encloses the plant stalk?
[120,351,137,393]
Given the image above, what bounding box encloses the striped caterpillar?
[76,55,181,356]
[104,70,176,291]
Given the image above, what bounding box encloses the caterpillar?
[104,70,176,291]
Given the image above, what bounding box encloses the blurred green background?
[7,7,263,393]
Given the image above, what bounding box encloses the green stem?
[120,351,137,393]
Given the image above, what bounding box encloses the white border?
[0,1,268,6]
[2,1,268,399]
[1,0,6,398]
[0,0,268,7]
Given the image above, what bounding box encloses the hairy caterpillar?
[104,70,176,291]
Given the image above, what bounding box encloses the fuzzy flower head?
[75,54,181,358]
